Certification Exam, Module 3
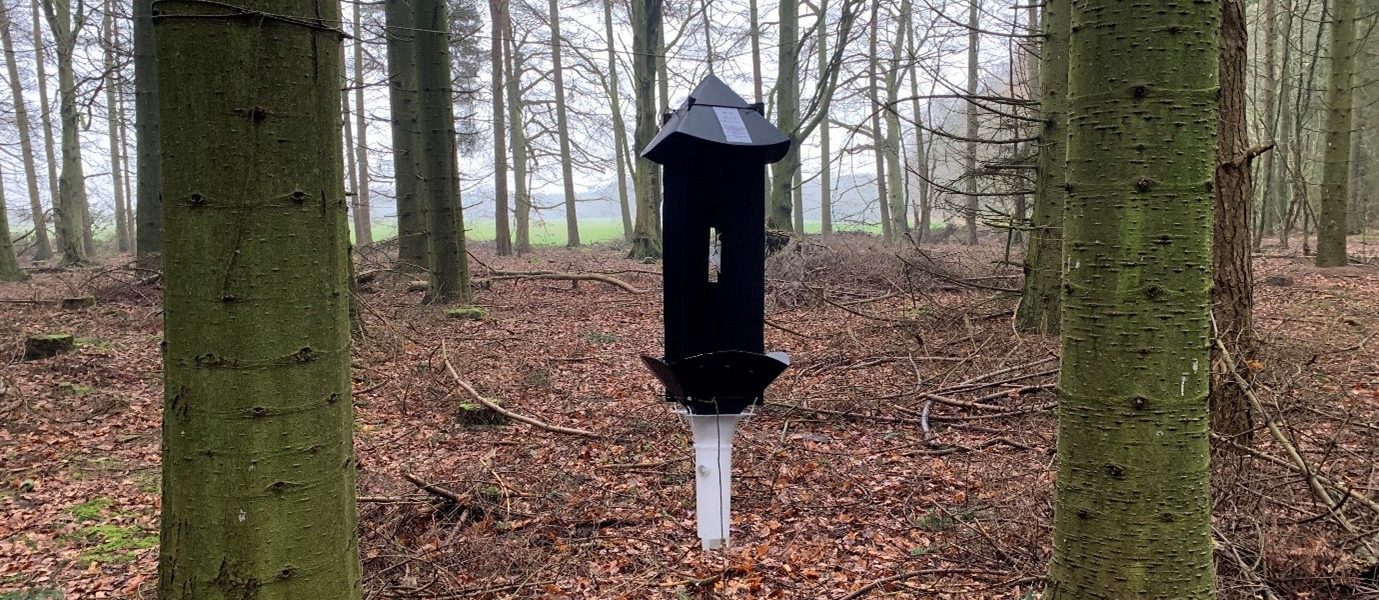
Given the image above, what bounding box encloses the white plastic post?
[684,412,744,550]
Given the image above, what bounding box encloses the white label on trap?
[713,107,753,144]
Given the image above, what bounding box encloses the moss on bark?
[1048,0,1219,597]
[155,2,361,597]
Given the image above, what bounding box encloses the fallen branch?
[441,342,604,440]
[480,270,644,294]
[402,473,464,504]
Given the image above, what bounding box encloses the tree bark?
[548,0,580,247]
[415,0,470,303]
[489,0,512,255]
[1015,0,1068,334]
[628,0,663,259]
[1048,0,1220,597]
[155,1,362,596]
[1211,0,1255,442]
[385,0,427,271]
[1273,0,1296,249]
[134,0,160,261]
[0,1,52,261]
[870,1,890,242]
[1316,0,1356,267]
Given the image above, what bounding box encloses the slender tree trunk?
[416,0,470,303]
[1015,0,1068,334]
[628,0,663,259]
[117,84,136,252]
[351,1,373,246]
[41,0,92,265]
[32,0,58,221]
[870,1,890,242]
[749,0,762,103]
[0,163,26,281]
[767,0,800,231]
[104,0,129,253]
[342,55,361,240]
[792,168,804,233]
[907,16,929,243]
[1273,0,1296,249]
[0,2,52,261]
[818,1,832,236]
[385,0,427,271]
[489,0,512,255]
[604,0,633,242]
[1258,0,1280,244]
[1212,0,1255,442]
[1316,0,1356,267]
[963,0,980,245]
[504,31,531,254]
[1048,0,1220,596]
[133,0,160,260]
[548,0,580,246]
[155,1,362,596]
[883,0,910,239]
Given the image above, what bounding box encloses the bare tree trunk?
[768,0,801,231]
[907,13,930,242]
[1274,0,1296,249]
[415,0,470,302]
[883,0,910,239]
[489,0,512,255]
[870,1,890,242]
[604,0,633,242]
[818,0,832,236]
[0,162,26,280]
[628,0,663,259]
[1257,0,1280,246]
[504,29,531,254]
[41,0,93,265]
[32,0,58,222]
[964,0,980,245]
[103,0,129,253]
[549,0,580,246]
[0,2,51,260]
[1212,0,1256,442]
[385,0,428,271]
[342,54,361,241]
[351,1,373,246]
[1316,0,1356,267]
[133,0,160,260]
[749,0,762,103]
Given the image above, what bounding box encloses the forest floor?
[1,234,1378,599]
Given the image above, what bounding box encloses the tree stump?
[62,296,96,310]
[24,334,75,361]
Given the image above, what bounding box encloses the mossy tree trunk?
[767,0,799,232]
[1048,0,1219,597]
[1015,0,1069,334]
[31,0,58,222]
[629,0,663,259]
[603,0,633,242]
[385,0,428,272]
[883,0,911,240]
[1211,0,1255,442]
[155,2,362,597]
[0,2,52,261]
[1316,0,1356,267]
[415,0,470,304]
